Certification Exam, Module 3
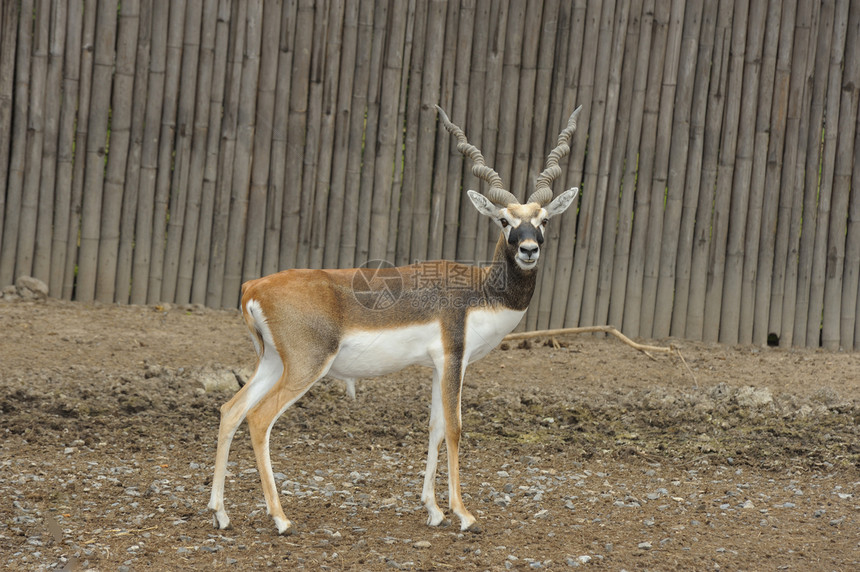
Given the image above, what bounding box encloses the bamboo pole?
[130,1,168,304]
[638,0,683,338]
[62,0,97,300]
[146,0,186,303]
[430,0,458,263]
[95,0,141,303]
[368,0,408,262]
[442,0,474,263]
[241,0,282,282]
[323,0,358,270]
[535,0,574,330]
[789,0,830,346]
[548,0,586,329]
[49,0,83,297]
[493,0,526,206]
[191,0,231,304]
[76,0,118,302]
[0,0,17,270]
[338,0,374,269]
[815,0,849,349]
[174,0,219,303]
[206,0,245,307]
[294,2,327,269]
[115,0,153,304]
[221,0,262,307]
[279,0,314,270]
[579,0,622,330]
[719,0,765,345]
[161,0,204,303]
[652,0,699,339]
[309,0,345,269]
[620,0,670,336]
[754,0,797,345]
[607,0,652,332]
[33,0,66,285]
[408,0,446,263]
[16,0,49,282]
[738,0,781,345]
[838,2,860,349]
[0,0,29,287]
[685,0,733,339]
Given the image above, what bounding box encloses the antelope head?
[436,106,582,271]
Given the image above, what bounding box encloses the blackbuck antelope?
[209,105,582,534]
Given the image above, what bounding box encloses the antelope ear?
[467,190,501,218]
[545,188,579,218]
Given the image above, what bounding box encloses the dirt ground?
[0,297,858,571]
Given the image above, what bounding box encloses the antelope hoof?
[212,512,232,531]
[425,505,446,527]
[463,520,482,534]
[273,516,293,536]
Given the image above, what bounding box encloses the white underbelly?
[465,307,526,363]
[328,322,444,379]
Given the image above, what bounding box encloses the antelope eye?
[499,218,509,228]
[541,219,548,227]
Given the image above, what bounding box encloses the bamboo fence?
[1,0,860,350]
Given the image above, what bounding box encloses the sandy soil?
[1,298,858,570]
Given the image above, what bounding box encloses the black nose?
[519,244,538,258]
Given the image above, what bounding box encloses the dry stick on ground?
[503,325,698,387]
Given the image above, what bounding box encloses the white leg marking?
[421,369,447,526]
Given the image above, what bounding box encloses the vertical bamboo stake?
[453,0,489,265]
[0,0,17,267]
[279,0,314,270]
[147,0,186,303]
[16,0,49,281]
[441,0,474,262]
[770,0,814,345]
[536,0,575,329]
[368,0,408,262]
[814,0,849,349]
[295,2,328,269]
[0,0,30,287]
[309,0,345,269]
[686,0,733,340]
[95,0,141,303]
[33,0,67,285]
[653,0,702,339]
[131,1,168,304]
[408,0,446,263]
[338,0,374,269]
[50,0,83,297]
[76,0,118,302]
[262,0,297,276]
[115,0,153,304]
[838,1,860,349]
[192,0,231,304]
[161,0,204,303]
[754,0,796,345]
[548,0,586,328]
[323,0,358,269]
[221,0,262,307]
[206,0,245,307]
[478,0,510,263]
[789,0,830,346]
[493,0,526,204]
[241,0,282,281]
[578,0,622,330]
[62,0,97,300]
[607,0,652,332]
[620,0,670,336]
[719,0,765,345]
[174,0,219,303]
[738,0,782,344]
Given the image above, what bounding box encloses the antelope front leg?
[421,370,447,526]
[442,364,479,532]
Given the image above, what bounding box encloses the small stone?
[577,555,592,564]
[413,540,431,549]
[638,542,652,550]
